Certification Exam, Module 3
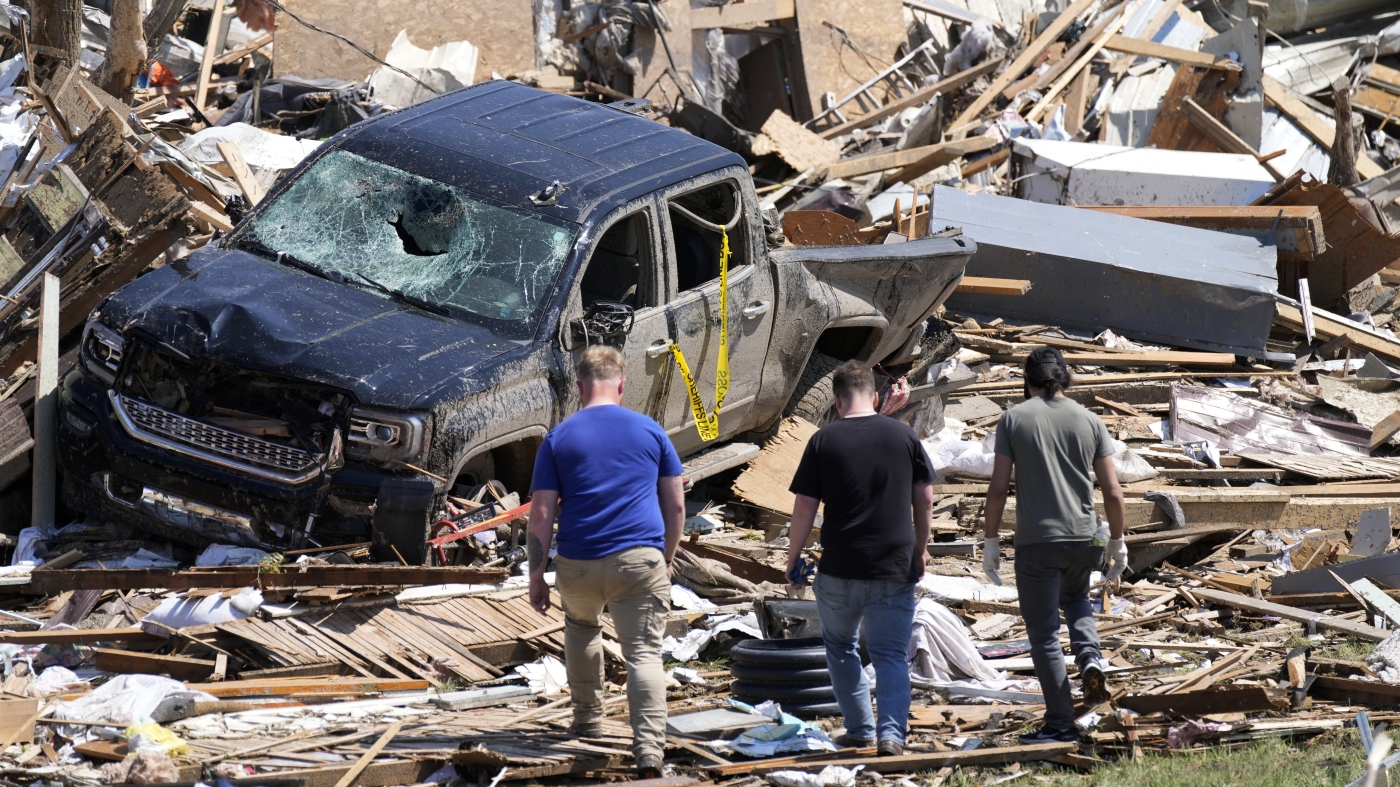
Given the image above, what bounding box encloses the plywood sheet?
[732,416,819,515]
[1145,65,1240,153]
[792,0,907,119]
[275,0,533,82]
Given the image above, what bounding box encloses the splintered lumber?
[0,628,160,645]
[824,135,998,180]
[1118,686,1282,715]
[1311,676,1400,706]
[708,742,1075,775]
[949,0,1099,132]
[1276,303,1400,365]
[1372,410,1400,450]
[334,721,402,787]
[94,648,216,682]
[1102,35,1242,70]
[956,277,1032,296]
[820,57,1003,139]
[215,139,265,205]
[999,350,1238,367]
[28,565,507,593]
[186,677,430,698]
[1262,75,1385,180]
[1190,587,1389,642]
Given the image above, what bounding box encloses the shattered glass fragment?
[243,149,577,339]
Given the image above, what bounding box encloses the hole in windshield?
[238,148,579,340]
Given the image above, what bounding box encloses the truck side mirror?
[570,300,635,349]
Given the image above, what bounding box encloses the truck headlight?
[347,408,428,463]
[81,321,125,384]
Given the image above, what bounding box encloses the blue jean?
[814,574,917,744]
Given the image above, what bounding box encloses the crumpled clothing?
[908,597,1004,684]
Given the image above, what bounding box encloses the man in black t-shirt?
[786,361,935,757]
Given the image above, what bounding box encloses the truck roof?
[336,80,745,225]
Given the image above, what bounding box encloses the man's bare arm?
[984,454,1014,538]
[657,475,685,564]
[527,491,559,576]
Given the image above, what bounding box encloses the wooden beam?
[948,0,1100,134]
[1180,96,1285,180]
[187,677,430,698]
[1103,35,1242,71]
[690,0,794,28]
[706,742,1075,776]
[212,31,274,66]
[822,57,1003,139]
[216,140,264,205]
[1373,409,1400,450]
[0,628,160,645]
[825,135,999,179]
[1276,302,1400,365]
[998,350,1239,367]
[955,276,1031,296]
[334,721,402,787]
[1190,587,1390,642]
[1027,0,1143,122]
[189,201,233,233]
[94,648,216,682]
[1263,75,1385,180]
[1119,686,1279,715]
[28,565,507,593]
[193,0,226,112]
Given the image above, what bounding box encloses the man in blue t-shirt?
[527,345,685,778]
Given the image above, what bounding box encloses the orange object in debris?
[148,61,179,87]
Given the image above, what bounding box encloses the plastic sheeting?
[179,122,321,174]
[50,675,216,741]
[140,588,264,633]
[367,30,479,109]
[908,597,1004,684]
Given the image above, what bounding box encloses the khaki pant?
[554,546,670,759]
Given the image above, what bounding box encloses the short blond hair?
[578,345,625,382]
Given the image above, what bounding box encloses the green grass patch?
[933,730,1367,787]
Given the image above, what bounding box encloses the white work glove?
[1105,537,1129,582]
[982,536,1002,586]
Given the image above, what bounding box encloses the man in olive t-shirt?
[982,347,1128,744]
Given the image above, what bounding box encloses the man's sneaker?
[1018,725,1080,745]
[636,753,663,778]
[877,739,904,757]
[831,733,875,749]
[1080,657,1112,705]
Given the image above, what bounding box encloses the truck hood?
[100,247,522,409]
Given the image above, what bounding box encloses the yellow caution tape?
[667,227,730,441]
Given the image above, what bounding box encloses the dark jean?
[813,573,917,744]
[1015,540,1106,730]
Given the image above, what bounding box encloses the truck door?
[563,203,676,424]
[659,173,775,456]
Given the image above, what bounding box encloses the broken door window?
[579,211,655,310]
[239,148,578,340]
[668,180,748,293]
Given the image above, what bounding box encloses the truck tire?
[784,351,843,427]
[730,662,831,685]
[732,681,837,704]
[730,637,827,668]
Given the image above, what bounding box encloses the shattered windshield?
[239,148,577,339]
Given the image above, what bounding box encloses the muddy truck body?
[58,81,973,561]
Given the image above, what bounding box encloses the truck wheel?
[784,351,843,427]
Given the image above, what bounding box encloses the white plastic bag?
[141,588,263,634]
[767,765,864,787]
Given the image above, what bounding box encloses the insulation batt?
[1367,630,1400,683]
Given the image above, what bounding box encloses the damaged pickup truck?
[58,81,972,562]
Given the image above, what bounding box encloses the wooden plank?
[1103,34,1242,71]
[187,677,430,698]
[0,628,160,645]
[956,277,1031,296]
[1190,587,1389,642]
[1262,75,1386,181]
[732,416,818,516]
[30,273,57,529]
[94,648,216,682]
[1277,303,1400,365]
[1352,578,1400,628]
[334,721,402,787]
[1373,410,1400,451]
[1118,686,1280,715]
[1312,675,1400,706]
[215,140,264,205]
[820,57,1003,139]
[998,350,1238,367]
[29,566,506,593]
[709,742,1075,775]
[1027,3,1139,122]
[824,135,998,180]
[1123,523,1247,545]
[193,0,225,111]
[691,0,794,28]
[948,0,1100,133]
[189,201,233,232]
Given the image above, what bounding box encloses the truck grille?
[110,392,320,484]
